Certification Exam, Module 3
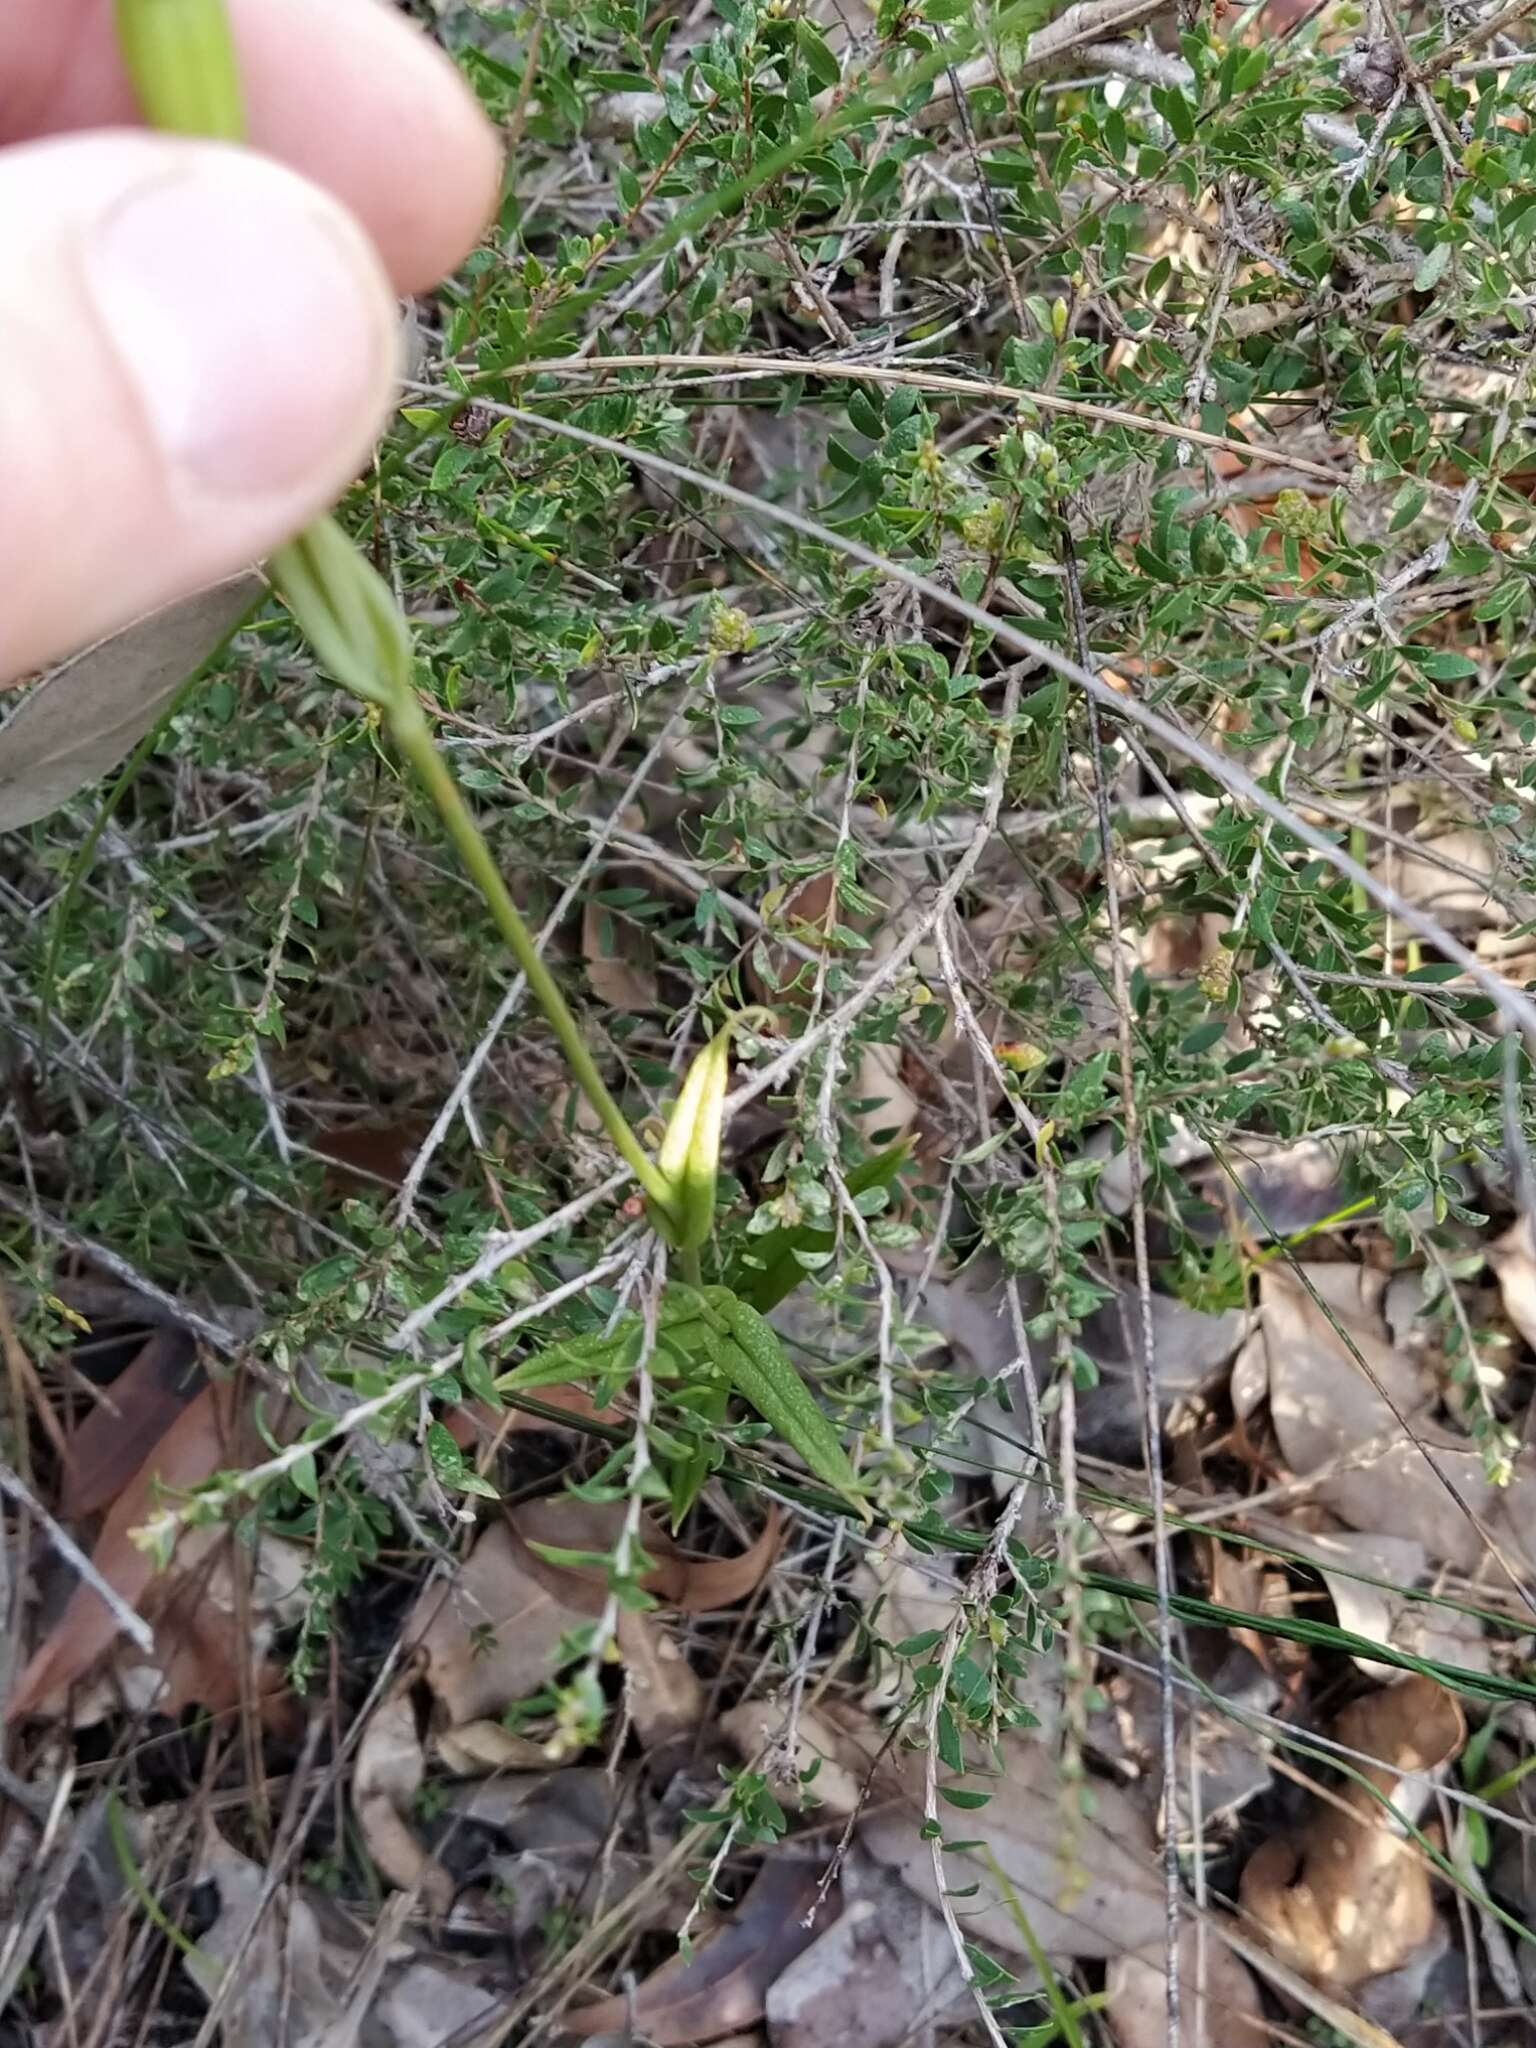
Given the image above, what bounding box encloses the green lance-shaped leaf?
[717,1296,870,1520]
[728,1140,912,1311]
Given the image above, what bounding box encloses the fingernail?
[84,153,396,499]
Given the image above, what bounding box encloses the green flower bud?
[652,1026,733,1250]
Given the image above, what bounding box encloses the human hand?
[0,0,501,686]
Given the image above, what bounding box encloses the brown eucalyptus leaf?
[59,1326,202,1520]
[150,1529,306,1734]
[437,1719,552,1775]
[409,1497,775,1745]
[719,1698,871,1821]
[354,1682,454,1915]
[1488,1217,1536,1353]
[582,897,658,1011]
[565,1855,828,2044]
[859,1730,1166,1962]
[183,1827,343,2048]
[664,1505,782,1614]
[7,1378,260,1721]
[1263,1521,1488,1679]
[766,1845,973,2048]
[509,1495,781,1616]
[410,1513,609,1729]
[442,1380,619,1455]
[314,1121,430,1195]
[0,574,261,829]
[1105,1922,1265,2047]
[1258,1262,1536,1577]
[618,1608,705,1749]
[188,1823,502,2048]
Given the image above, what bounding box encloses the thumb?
[0,132,401,685]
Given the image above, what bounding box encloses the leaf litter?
[11,1170,1536,2048]
[10,7,1536,2047]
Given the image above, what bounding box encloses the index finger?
[0,0,502,291]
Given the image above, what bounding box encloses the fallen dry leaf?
[859,1728,1167,1962]
[661,1506,783,1613]
[187,1823,502,2048]
[566,1854,829,2044]
[720,1697,873,1820]
[436,1719,551,1775]
[1261,1263,1431,1463]
[362,1499,770,1900]
[1105,1920,1265,2048]
[314,1121,430,1196]
[1256,1261,1536,1579]
[448,1766,663,1938]
[150,1526,307,1730]
[8,1377,281,1722]
[409,1511,606,1731]
[582,896,658,1011]
[1487,1217,1536,1353]
[1260,1521,1489,1680]
[856,1536,962,1647]
[918,1250,1243,1465]
[853,1538,966,1711]
[410,1497,778,1732]
[503,1493,782,1616]
[853,1037,921,1151]
[59,1325,203,1520]
[355,1683,455,1915]
[748,871,835,1011]
[184,1825,344,2048]
[442,1381,620,1456]
[619,1606,706,1750]
[1091,1639,1275,1824]
[0,574,262,826]
[732,1697,1155,1959]
[1239,1674,1463,1990]
[1371,826,1534,934]
[766,1843,972,2048]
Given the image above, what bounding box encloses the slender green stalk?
[388,699,679,1217]
[114,0,244,139]
[978,1848,1090,2048]
[107,1792,219,1969]
[114,0,687,1239]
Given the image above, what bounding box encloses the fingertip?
[227,0,505,291]
[0,133,400,681]
[0,0,505,296]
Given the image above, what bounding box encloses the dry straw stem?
[481,352,1350,487]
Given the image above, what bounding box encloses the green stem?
[116,0,682,1236]
[389,698,679,1221]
